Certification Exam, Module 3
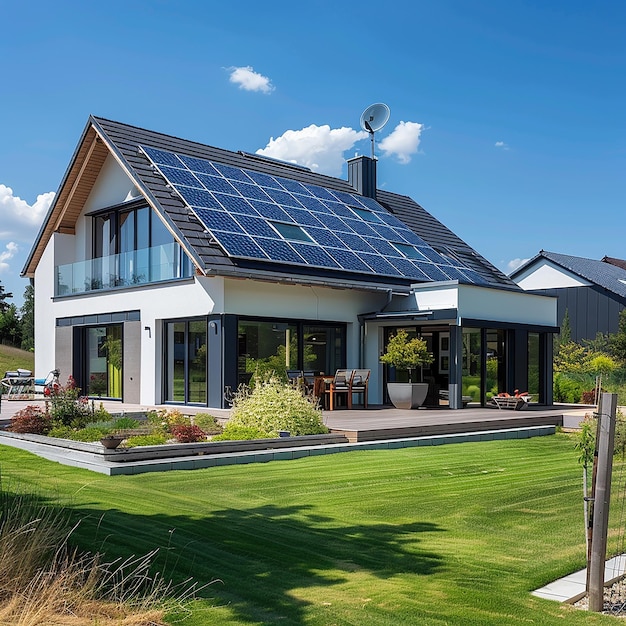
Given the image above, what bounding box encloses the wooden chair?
[325,369,354,410]
[350,369,370,408]
[302,371,316,395]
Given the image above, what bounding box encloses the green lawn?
[0,434,623,625]
[0,343,34,378]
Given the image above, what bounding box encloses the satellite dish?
[359,103,390,158]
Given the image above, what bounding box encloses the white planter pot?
[387,382,429,409]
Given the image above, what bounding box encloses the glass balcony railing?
[55,243,193,296]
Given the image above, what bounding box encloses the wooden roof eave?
[89,117,206,277]
[22,118,207,279]
[22,123,107,278]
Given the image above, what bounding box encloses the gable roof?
[602,256,626,271]
[512,250,626,299]
[23,115,517,292]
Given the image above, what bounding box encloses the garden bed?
[0,430,349,463]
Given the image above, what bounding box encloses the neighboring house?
[23,116,558,410]
[510,251,626,343]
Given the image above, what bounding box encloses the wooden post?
[588,392,618,612]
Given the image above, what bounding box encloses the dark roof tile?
[91,115,517,289]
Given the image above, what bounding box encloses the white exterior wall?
[34,235,60,379]
[224,278,386,370]
[514,259,590,290]
[37,275,222,404]
[411,282,557,327]
[84,154,141,213]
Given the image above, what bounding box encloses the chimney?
[347,155,377,199]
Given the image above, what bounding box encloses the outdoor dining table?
[313,375,334,409]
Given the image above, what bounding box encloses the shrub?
[170,424,207,443]
[212,424,268,441]
[47,425,75,439]
[47,376,91,428]
[581,389,600,405]
[9,405,52,434]
[147,408,190,435]
[466,385,480,401]
[91,401,112,422]
[193,413,223,434]
[112,416,141,430]
[553,373,583,403]
[67,425,110,442]
[227,375,327,438]
[588,353,619,375]
[125,433,169,447]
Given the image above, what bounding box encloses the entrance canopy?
[370,280,558,329]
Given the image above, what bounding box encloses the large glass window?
[462,328,482,404]
[237,319,346,386]
[485,328,506,402]
[528,332,540,402]
[92,204,191,286]
[237,320,298,385]
[303,325,345,375]
[85,325,123,398]
[165,319,207,404]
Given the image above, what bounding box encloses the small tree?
[0,282,13,314]
[0,304,22,346]
[609,309,626,364]
[575,415,596,556]
[379,329,434,383]
[20,284,34,351]
[554,308,571,355]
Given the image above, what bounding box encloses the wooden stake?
[588,392,618,612]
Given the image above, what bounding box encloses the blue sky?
[1,0,624,306]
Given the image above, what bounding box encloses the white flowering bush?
[224,375,328,438]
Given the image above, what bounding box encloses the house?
[22,116,558,410]
[510,251,626,343]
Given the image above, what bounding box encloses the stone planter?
[387,382,429,409]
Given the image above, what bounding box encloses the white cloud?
[228,66,274,94]
[0,242,19,274]
[257,124,368,176]
[378,121,424,164]
[0,185,54,242]
[506,258,529,274]
[495,141,510,150]
[0,185,53,280]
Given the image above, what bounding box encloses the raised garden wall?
[0,430,349,463]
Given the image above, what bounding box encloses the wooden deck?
[0,397,591,445]
[322,404,590,443]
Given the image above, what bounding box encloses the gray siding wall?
[123,320,141,403]
[531,286,625,343]
[55,326,73,381]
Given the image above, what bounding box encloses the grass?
[0,343,34,378]
[0,484,197,625]
[1,434,625,624]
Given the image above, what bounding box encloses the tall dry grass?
[0,483,199,626]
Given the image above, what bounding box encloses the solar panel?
[212,231,267,258]
[140,145,480,285]
[291,243,340,268]
[255,238,305,263]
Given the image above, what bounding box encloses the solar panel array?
[140,145,485,285]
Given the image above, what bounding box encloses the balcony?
[56,243,193,296]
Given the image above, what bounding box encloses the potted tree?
[380,329,434,409]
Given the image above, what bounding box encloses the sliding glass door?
[164,319,207,404]
[85,325,123,398]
